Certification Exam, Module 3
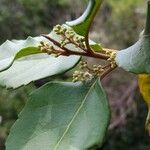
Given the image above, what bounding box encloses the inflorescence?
[106,51,116,68]
[39,24,117,82]
[39,41,62,57]
[53,24,86,49]
[72,61,110,82]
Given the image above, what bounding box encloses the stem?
[100,65,117,80]
[43,35,109,60]
[102,63,111,69]
[84,0,105,54]
[65,35,87,52]
[85,37,94,54]
[67,0,104,54]
[144,0,150,35]
[42,35,118,80]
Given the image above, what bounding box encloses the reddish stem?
[43,35,109,60]
[100,65,117,80]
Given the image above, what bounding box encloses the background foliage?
[0,0,149,149]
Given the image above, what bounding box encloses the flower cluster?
[39,25,117,82]
[79,61,88,69]
[53,24,86,50]
[106,51,116,68]
[72,61,107,82]
[92,65,105,75]
[39,41,62,57]
[73,71,92,82]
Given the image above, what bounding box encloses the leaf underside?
[116,1,150,74]
[6,79,110,150]
[0,24,103,88]
[0,26,81,88]
[116,37,150,74]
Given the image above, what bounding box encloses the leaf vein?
[53,80,97,150]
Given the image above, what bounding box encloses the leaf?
[66,0,104,36]
[0,26,81,88]
[0,38,42,72]
[138,74,150,134]
[89,40,102,52]
[0,54,79,89]
[0,28,77,72]
[6,79,110,150]
[115,37,150,73]
[138,74,150,106]
[115,1,150,74]
[15,47,42,60]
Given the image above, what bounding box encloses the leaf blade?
[0,37,42,72]
[115,37,150,73]
[116,1,150,74]
[6,79,110,150]
[66,0,104,36]
[0,54,79,88]
[0,26,81,88]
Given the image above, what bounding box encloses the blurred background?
[0,0,150,149]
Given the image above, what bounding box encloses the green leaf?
[89,40,102,52]
[66,0,104,36]
[15,47,42,60]
[6,79,110,150]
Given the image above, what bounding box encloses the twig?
[102,63,112,69]
[43,35,110,60]
[100,65,117,80]
[85,36,94,54]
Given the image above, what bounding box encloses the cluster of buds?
[80,61,105,75]
[53,24,86,49]
[53,24,67,35]
[106,51,117,68]
[72,61,107,82]
[92,65,104,75]
[79,61,88,69]
[39,41,62,57]
[73,71,92,82]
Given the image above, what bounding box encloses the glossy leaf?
[138,74,150,134]
[66,0,104,36]
[6,79,110,150]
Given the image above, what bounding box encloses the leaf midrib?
[53,80,97,150]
